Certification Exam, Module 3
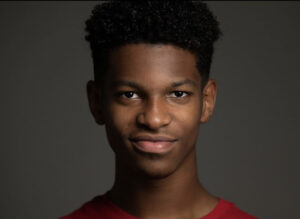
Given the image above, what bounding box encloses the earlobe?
[86,80,105,125]
[200,79,217,123]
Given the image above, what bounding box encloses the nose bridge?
[138,96,171,129]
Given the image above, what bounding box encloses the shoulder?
[58,193,137,219]
[224,200,258,219]
[58,195,109,219]
[202,199,258,219]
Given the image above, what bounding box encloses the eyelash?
[119,91,191,99]
[169,91,189,98]
[121,91,139,99]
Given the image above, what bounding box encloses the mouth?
[129,135,177,154]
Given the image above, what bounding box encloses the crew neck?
[103,192,229,219]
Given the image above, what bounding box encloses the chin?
[133,157,179,180]
[137,167,176,180]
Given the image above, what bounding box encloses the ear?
[86,80,105,125]
[200,79,217,123]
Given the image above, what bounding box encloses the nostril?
[136,110,171,130]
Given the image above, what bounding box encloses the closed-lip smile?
[129,135,177,154]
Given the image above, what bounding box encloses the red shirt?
[59,193,258,219]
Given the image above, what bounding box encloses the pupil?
[125,92,133,98]
[175,91,183,97]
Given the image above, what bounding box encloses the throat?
[109,155,217,219]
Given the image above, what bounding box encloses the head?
[85,0,221,179]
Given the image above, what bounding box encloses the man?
[60,1,257,218]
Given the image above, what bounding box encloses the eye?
[170,91,189,98]
[121,91,139,99]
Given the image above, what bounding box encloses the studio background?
[0,1,299,219]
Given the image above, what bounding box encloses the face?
[87,44,217,179]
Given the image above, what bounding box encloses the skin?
[87,44,218,219]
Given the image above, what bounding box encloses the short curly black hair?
[85,0,221,88]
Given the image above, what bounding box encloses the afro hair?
[85,0,221,88]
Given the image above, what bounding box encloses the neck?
[108,150,217,219]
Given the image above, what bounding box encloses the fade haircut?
[85,0,221,88]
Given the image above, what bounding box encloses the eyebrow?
[111,80,143,90]
[111,79,197,89]
[171,79,197,88]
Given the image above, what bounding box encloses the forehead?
[105,44,201,86]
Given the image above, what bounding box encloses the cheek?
[178,97,201,120]
[104,110,129,154]
[173,102,202,141]
[105,104,135,139]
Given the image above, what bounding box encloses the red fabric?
[59,193,258,219]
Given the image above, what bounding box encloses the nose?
[136,97,171,130]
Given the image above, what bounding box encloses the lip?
[129,135,177,154]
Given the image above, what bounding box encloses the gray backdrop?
[0,1,299,219]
